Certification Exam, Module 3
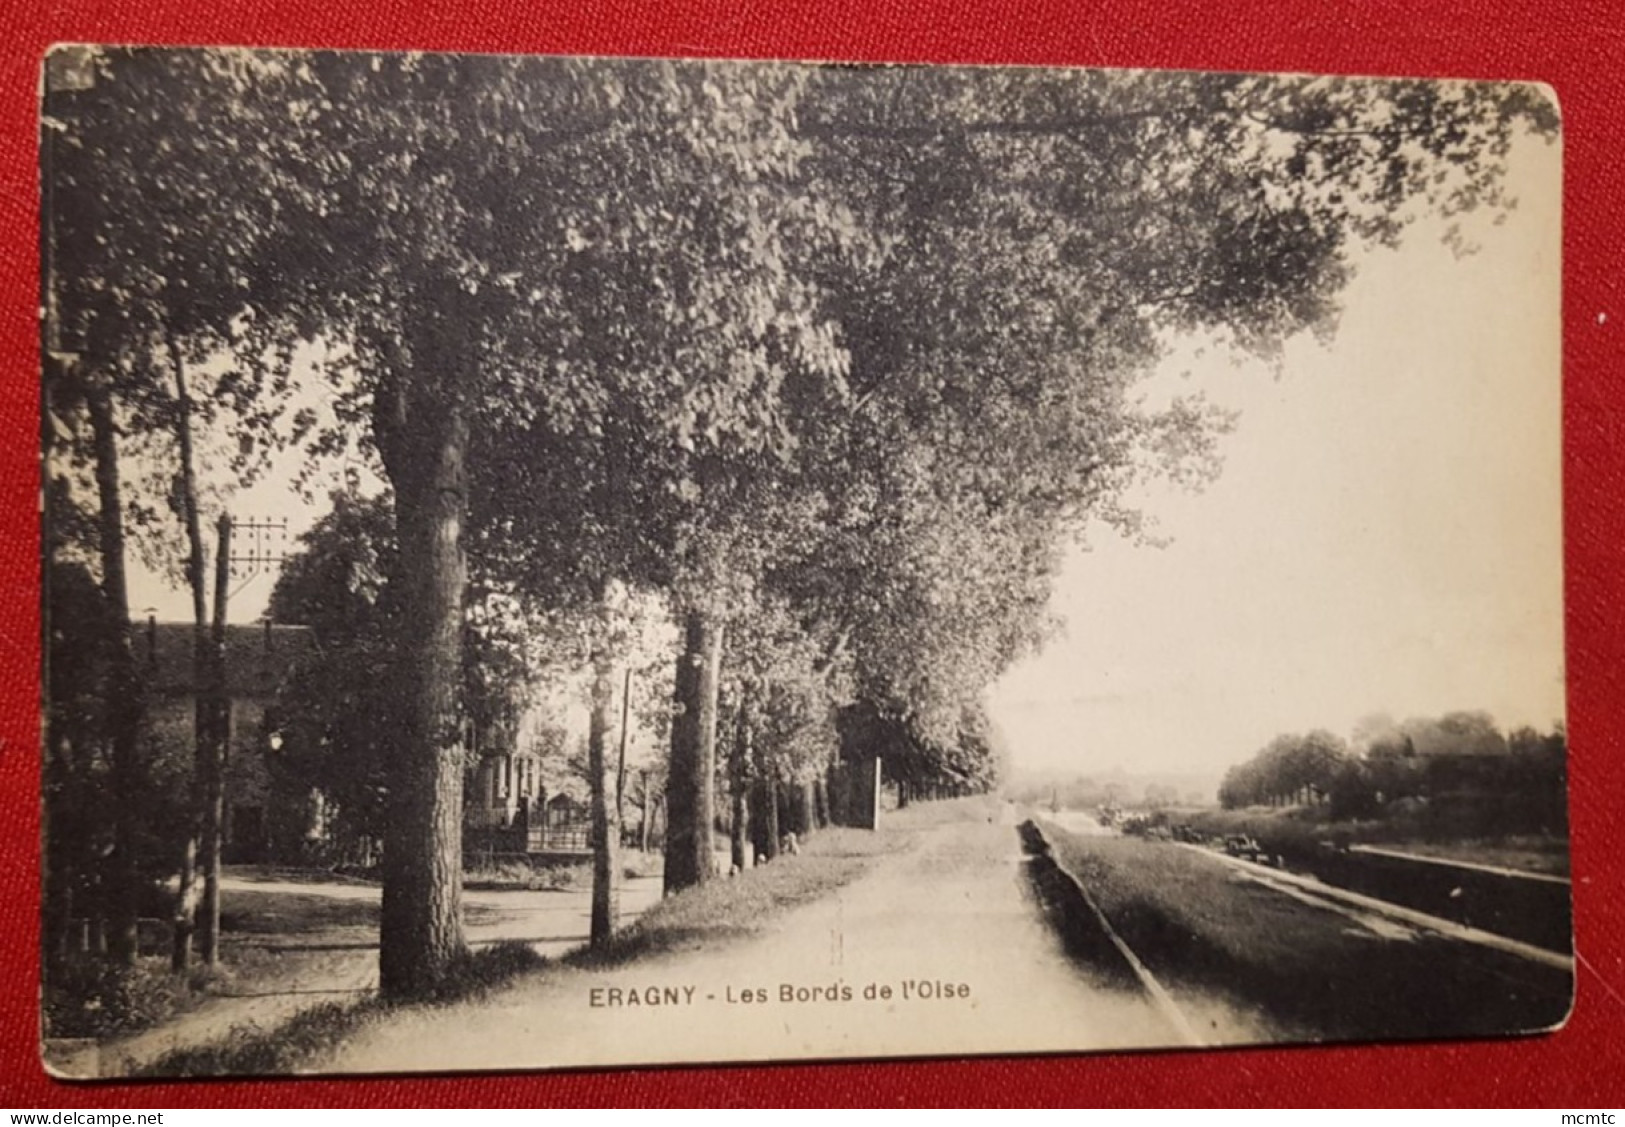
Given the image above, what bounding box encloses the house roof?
[137,621,316,699]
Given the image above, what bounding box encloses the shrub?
[463,857,591,891]
[43,958,222,1039]
[138,943,548,1077]
[620,850,663,881]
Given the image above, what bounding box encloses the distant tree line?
[1218,712,1567,836]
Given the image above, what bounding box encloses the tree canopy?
[43,46,1556,994]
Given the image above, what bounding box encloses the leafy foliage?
[264,493,401,856]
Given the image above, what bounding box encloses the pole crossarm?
[224,516,292,601]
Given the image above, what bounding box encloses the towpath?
[325,802,1227,1074]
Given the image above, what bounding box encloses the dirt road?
[326,803,1198,1073]
[46,872,664,1078]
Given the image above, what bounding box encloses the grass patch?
[43,958,231,1040]
[464,858,592,892]
[620,848,663,881]
[1184,807,1569,877]
[223,865,379,887]
[219,890,380,935]
[1183,807,1355,859]
[572,801,999,969]
[1181,808,1571,950]
[46,888,374,1044]
[1363,837,1569,878]
[135,940,546,1078]
[572,825,898,969]
[139,998,384,1078]
[1038,819,1572,1042]
[1044,828,1344,978]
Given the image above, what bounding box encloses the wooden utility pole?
[183,513,292,967]
[199,513,231,965]
[615,667,632,828]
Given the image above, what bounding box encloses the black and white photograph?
[38,46,1567,1079]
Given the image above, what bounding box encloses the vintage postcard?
[38,47,1568,1079]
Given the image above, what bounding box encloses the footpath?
[47,874,664,1078]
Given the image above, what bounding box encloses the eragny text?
[587,980,973,1008]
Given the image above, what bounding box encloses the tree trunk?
[639,770,651,853]
[41,723,74,966]
[826,762,844,827]
[751,776,780,863]
[779,783,792,836]
[587,599,618,948]
[168,336,207,971]
[198,514,231,966]
[796,781,817,837]
[730,782,750,872]
[374,301,472,999]
[615,668,632,830]
[728,688,753,872]
[663,608,723,893]
[86,386,140,966]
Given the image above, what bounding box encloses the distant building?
[463,708,592,860]
[138,618,316,863]
[464,719,547,832]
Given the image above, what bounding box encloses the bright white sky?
[988,129,1564,779]
[127,123,1563,790]
[125,348,377,623]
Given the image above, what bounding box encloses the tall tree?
[45,45,328,969]
[458,59,866,896]
[720,593,848,859]
[266,493,401,859]
[778,66,1555,784]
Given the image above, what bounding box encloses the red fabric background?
[2,0,1621,1108]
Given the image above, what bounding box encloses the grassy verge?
[44,888,367,1045]
[1038,820,1572,1043]
[43,958,237,1041]
[578,800,982,970]
[1183,807,1569,877]
[223,864,379,887]
[572,825,902,969]
[1363,837,1569,877]
[219,889,379,934]
[463,858,592,892]
[136,940,546,1077]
